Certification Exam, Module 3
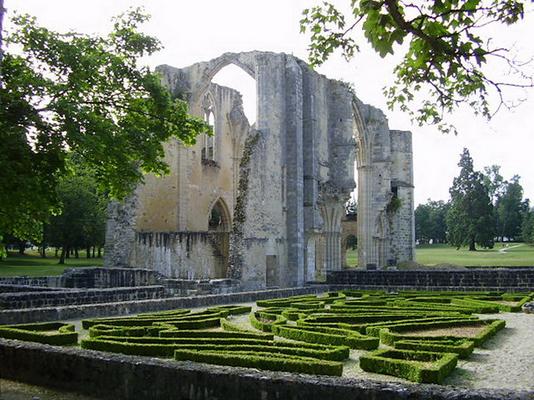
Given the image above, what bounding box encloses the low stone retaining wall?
[163,278,240,296]
[0,339,529,400]
[0,276,60,287]
[0,286,329,324]
[0,284,67,293]
[327,269,534,290]
[0,267,161,289]
[0,286,167,310]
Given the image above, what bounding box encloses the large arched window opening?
[211,64,257,126]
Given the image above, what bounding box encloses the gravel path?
[444,312,534,390]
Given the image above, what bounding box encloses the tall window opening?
[211,64,257,125]
[201,94,216,161]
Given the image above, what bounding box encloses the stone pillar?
[320,199,344,272]
[284,57,305,286]
[103,191,138,268]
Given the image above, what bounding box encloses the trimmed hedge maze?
[1,290,533,383]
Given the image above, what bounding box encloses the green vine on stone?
[387,196,402,214]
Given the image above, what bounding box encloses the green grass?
[0,250,102,277]
[346,243,534,268]
[346,248,358,267]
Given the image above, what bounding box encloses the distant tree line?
[416,148,534,250]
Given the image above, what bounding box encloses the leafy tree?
[495,175,524,240]
[346,234,358,250]
[521,205,534,244]
[446,148,494,251]
[482,165,505,204]
[300,1,533,133]
[0,8,208,242]
[45,158,108,264]
[415,199,449,244]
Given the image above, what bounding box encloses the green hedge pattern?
[3,289,525,380]
[0,321,78,345]
[360,348,458,383]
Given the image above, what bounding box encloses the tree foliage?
[300,1,533,133]
[45,158,107,264]
[415,199,449,244]
[495,175,526,240]
[446,148,494,250]
[0,8,208,238]
[521,204,534,244]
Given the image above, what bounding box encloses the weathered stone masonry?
[104,51,415,288]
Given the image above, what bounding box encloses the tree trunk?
[59,247,66,264]
[86,246,91,258]
[97,247,102,258]
[469,238,476,251]
[40,245,46,258]
[75,248,79,258]
[17,241,25,255]
[92,247,96,258]
[55,248,59,257]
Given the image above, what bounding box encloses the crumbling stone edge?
[0,338,531,400]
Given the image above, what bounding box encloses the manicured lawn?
[346,248,358,267]
[0,250,103,277]
[345,243,534,267]
[416,242,534,267]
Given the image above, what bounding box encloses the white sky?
[6,0,534,206]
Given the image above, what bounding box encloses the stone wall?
[0,286,166,309]
[0,284,64,293]
[0,276,61,287]
[130,232,226,279]
[0,286,329,324]
[0,268,160,289]
[326,269,534,290]
[0,339,528,400]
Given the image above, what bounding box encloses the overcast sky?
[6,0,534,206]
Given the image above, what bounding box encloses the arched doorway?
[208,198,231,278]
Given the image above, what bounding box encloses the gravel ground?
[444,312,534,390]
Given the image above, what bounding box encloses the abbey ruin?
[104,51,415,289]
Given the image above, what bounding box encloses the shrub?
[159,329,273,340]
[379,319,505,346]
[153,316,221,330]
[174,349,343,376]
[394,338,475,359]
[88,324,147,338]
[249,311,287,332]
[365,316,478,337]
[220,318,274,338]
[359,349,458,383]
[449,299,499,313]
[272,325,378,350]
[206,305,252,315]
[0,322,78,345]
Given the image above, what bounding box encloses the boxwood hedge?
[360,348,458,383]
[0,321,78,345]
[174,349,343,376]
